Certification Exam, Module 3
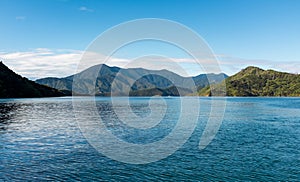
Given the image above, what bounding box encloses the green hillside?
[199,66,300,96]
[36,64,227,96]
[129,86,193,96]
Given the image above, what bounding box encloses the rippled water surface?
[0,97,299,181]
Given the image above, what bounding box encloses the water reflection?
[96,99,179,144]
[1,97,299,181]
[0,102,19,131]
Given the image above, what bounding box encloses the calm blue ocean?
[0,97,299,181]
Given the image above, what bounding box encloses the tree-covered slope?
[129,86,193,96]
[36,64,227,96]
[0,62,68,98]
[199,66,300,96]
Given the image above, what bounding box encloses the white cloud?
[0,48,298,80]
[217,55,300,75]
[0,48,220,79]
[79,6,94,12]
[0,49,83,80]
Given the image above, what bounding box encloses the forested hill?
[0,62,68,98]
[36,64,227,96]
[199,66,300,96]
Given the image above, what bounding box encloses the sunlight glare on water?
[0,97,299,181]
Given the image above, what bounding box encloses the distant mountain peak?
[36,63,228,96]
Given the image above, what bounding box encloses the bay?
[0,97,299,181]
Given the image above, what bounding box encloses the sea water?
[0,97,299,181]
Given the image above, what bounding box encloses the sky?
[0,0,299,79]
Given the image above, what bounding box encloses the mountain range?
[36,64,227,96]
[199,66,300,96]
[0,61,69,98]
[1,61,299,98]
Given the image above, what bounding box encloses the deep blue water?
[0,97,299,181]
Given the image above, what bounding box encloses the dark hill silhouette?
[0,62,69,98]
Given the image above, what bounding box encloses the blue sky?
[0,0,299,79]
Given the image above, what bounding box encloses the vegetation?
[199,66,300,96]
[129,86,193,96]
[0,62,69,98]
[37,64,227,96]
[2,61,298,98]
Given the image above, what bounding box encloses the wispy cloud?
[0,48,299,80]
[16,16,26,20]
[79,6,94,12]
[217,55,300,75]
[0,49,219,79]
[0,49,83,80]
